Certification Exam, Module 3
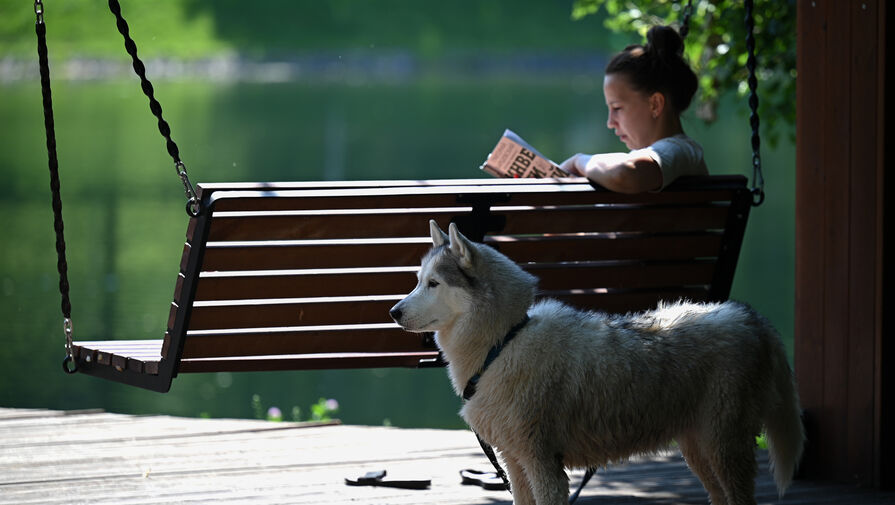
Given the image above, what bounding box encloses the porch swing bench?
[36,1,763,394]
[70,175,753,392]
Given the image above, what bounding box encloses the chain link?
[62,317,77,373]
[175,161,200,216]
[34,0,44,24]
[108,0,201,216]
[679,0,694,41]
[744,0,765,206]
[36,0,79,373]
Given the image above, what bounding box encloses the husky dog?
[389,220,804,505]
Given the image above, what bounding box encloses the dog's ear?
[429,219,448,248]
[447,222,474,269]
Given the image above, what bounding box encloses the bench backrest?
[72,175,752,392]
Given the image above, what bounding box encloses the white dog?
[390,220,804,505]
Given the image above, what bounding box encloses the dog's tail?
[763,328,805,496]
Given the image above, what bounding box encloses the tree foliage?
[572,0,795,144]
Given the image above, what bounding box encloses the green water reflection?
[0,77,793,428]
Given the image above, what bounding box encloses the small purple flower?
[267,406,283,422]
[325,399,339,412]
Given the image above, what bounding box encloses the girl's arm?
[559,152,662,194]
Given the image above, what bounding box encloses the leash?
[461,314,594,503]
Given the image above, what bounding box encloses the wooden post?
[795,0,890,488]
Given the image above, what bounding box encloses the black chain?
[744,0,765,206]
[107,0,200,215]
[35,0,77,374]
[679,0,694,41]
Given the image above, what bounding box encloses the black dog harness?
[462,314,530,401]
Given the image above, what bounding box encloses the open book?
[480,129,568,178]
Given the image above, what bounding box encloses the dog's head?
[388,221,478,332]
[389,220,536,335]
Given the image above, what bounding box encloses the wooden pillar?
[795,0,890,488]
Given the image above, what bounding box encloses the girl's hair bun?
[646,25,685,59]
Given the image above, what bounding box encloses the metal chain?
[107,0,200,216]
[744,0,765,206]
[679,0,694,41]
[35,0,78,374]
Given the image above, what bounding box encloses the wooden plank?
[198,232,723,274]
[197,174,747,193]
[528,260,716,291]
[192,260,715,303]
[186,296,401,330]
[178,351,439,373]
[204,204,730,242]
[494,232,724,263]
[181,325,429,358]
[497,204,730,234]
[200,239,432,271]
[72,342,161,375]
[820,0,853,482]
[546,288,711,314]
[794,0,829,480]
[846,0,881,486]
[204,177,745,213]
[206,208,455,241]
[195,267,419,301]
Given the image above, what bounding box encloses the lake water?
[0,74,794,428]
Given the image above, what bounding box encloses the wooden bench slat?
[548,288,712,314]
[178,351,440,373]
[181,325,429,359]
[186,297,402,330]
[205,204,730,242]
[197,175,746,193]
[200,240,431,271]
[493,232,724,263]
[205,177,744,212]
[492,205,730,234]
[530,261,716,291]
[198,232,722,273]
[194,268,418,301]
[190,260,715,302]
[72,342,162,375]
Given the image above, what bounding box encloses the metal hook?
[63,355,78,374]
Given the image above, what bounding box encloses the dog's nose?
[389,307,402,321]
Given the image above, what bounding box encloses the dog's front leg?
[524,455,569,505]
[502,452,535,505]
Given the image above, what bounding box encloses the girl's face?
[603,73,661,150]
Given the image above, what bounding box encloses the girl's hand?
[559,154,589,177]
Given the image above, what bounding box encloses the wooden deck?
[1,408,893,504]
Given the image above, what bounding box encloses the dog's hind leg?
[679,434,727,505]
[709,433,758,505]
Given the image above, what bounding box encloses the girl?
[560,25,707,193]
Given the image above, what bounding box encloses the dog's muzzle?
[388,305,403,324]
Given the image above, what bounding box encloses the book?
[480,129,568,179]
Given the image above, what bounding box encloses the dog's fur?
[390,221,804,505]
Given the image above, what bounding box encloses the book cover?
[481,129,567,178]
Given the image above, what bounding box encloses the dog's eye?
[428,279,439,288]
